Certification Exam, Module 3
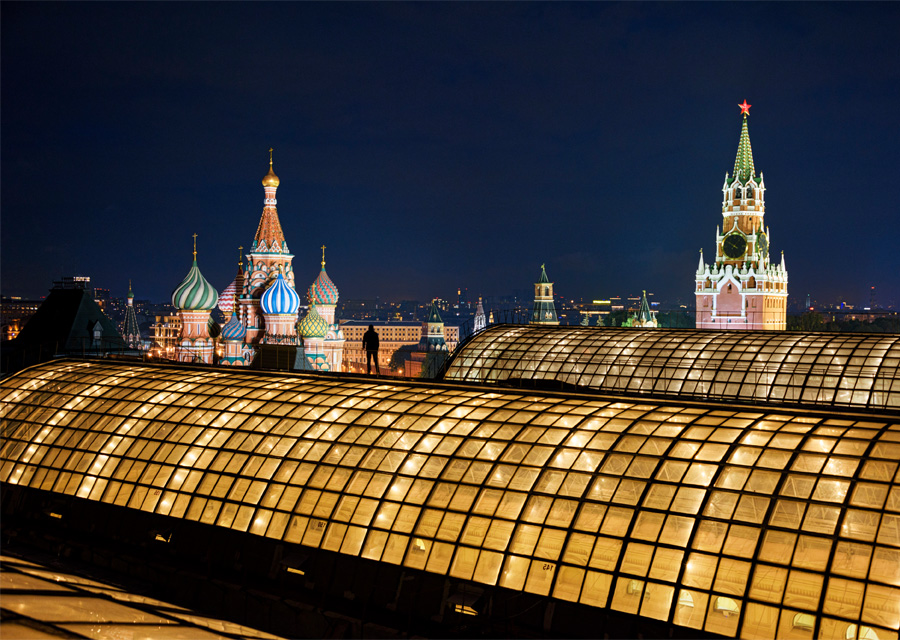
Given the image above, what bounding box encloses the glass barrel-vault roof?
[1,360,899,639]
[442,326,900,411]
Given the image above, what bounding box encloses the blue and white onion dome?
[298,305,328,338]
[172,258,219,311]
[260,273,300,315]
[220,310,246,341]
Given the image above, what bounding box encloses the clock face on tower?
[756,232,768,255]
[723,233,747,259]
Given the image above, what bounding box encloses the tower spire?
[733,101,755,184]
[254,149,287,253]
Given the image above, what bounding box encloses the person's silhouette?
[362,324,380,374]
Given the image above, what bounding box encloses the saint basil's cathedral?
[695,102,788,330]
[169,150,344,369]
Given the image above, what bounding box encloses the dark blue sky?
[2,2,898,307]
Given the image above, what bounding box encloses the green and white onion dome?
[261,273,300,315]
[298,305,328,338]
[172,259,219,311]
[220,311,246,341]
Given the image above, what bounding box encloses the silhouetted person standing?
[362,324,380,374]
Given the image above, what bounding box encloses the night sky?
[2,3,898,308]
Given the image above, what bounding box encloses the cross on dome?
[321,244,326,268]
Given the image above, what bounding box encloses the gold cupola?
[262,147,280,188]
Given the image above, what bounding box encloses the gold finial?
[192,233,198,259]
[237,245,243,266]
[262,149,280,187]
[321,244,326,268]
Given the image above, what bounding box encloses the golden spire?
[192,233,198,260]
[237,245,243,267]
[321,244,326,269]
[262,148,280,187]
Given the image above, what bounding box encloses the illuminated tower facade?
[695,102,788,330]
[531,264,559,325]
[307,246,344,371]
[422,300,448,351]
[171,236,219,364]
[241,150,296,345]
[122,280,142,349]
[474,296,486,333]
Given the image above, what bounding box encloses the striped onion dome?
[218,279,238,313]
[220,311,246,341]
[308,267,339,305]
[171,259,218,311]
[298,305,328,338]
[260,273,300,315]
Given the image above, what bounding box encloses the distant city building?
[150,315,181,359]
[52,275,92,290]
[121,281,142,350]
[577,299,612,325]
[622,290,659,328]
[695,101,788,330]
[1,297,42,341]
[4,288,127,369]
[341,320,459,375]
[530,264,559,325]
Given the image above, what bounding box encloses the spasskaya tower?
[695,101,788,330]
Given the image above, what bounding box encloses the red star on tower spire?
[739,100,751,116]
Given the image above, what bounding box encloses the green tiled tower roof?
[730,108,756,186]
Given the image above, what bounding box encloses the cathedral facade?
[171,151,342,370]
[695,102,788,330]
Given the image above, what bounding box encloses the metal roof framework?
[0,360,898,639]
[443,326,900,411]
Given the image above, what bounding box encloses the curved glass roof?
[1,360,899,640]
[443,326,900,411]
